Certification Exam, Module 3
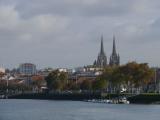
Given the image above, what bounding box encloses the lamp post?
[159,78,160,94]
[6,78,9,99]
[158,69,160,94]
[155,68,157,93]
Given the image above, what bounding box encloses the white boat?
[119,97,130,104]
[85,98,130,104]
[85,99,113,104]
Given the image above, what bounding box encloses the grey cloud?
[11,0,134,18]
[0,0,160,68]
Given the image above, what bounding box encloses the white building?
[0,68,5,73]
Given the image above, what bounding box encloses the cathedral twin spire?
[94,35,120,67]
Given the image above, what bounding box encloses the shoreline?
[3,93,160,104]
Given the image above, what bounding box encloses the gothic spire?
[100,35,104,54]
[93,35,107,68]
[109,35,120,66]
[112,35,116,55]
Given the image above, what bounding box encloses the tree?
[92,79,107,91]
[118,62,154,93]
[80,79,92,90]
[99,62,154,93]
[45,70,68,91]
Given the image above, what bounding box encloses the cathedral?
[94,35,120,67]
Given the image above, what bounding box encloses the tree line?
[45,62,154,93]
[0,62,154,94]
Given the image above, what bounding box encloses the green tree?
[92,79,107,91]
[45,70,68,91]
[100,66,119,93]
[80,79,92,90]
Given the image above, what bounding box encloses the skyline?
[0,0,160,69]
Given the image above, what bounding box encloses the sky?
[0,0,160,69]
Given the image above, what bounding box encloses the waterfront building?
[69,66,103,83]
[58,68,68,73]
[84,65,103,72]
[37,68,53,77]
[109,35,120,66]
[75,67,86,73]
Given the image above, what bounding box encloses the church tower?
[109,35,120,66]
[94,36,107,68]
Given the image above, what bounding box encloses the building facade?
[19,63,37,75]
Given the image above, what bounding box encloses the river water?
[0,99,160,120]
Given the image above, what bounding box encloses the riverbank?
[8,92,102,101]
[7,93,160,104]
[127,93,160,104]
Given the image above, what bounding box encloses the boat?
[84,98,130,104]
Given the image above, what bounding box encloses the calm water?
[0,99,160,120]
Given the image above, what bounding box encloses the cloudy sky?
[0,0,160,69]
